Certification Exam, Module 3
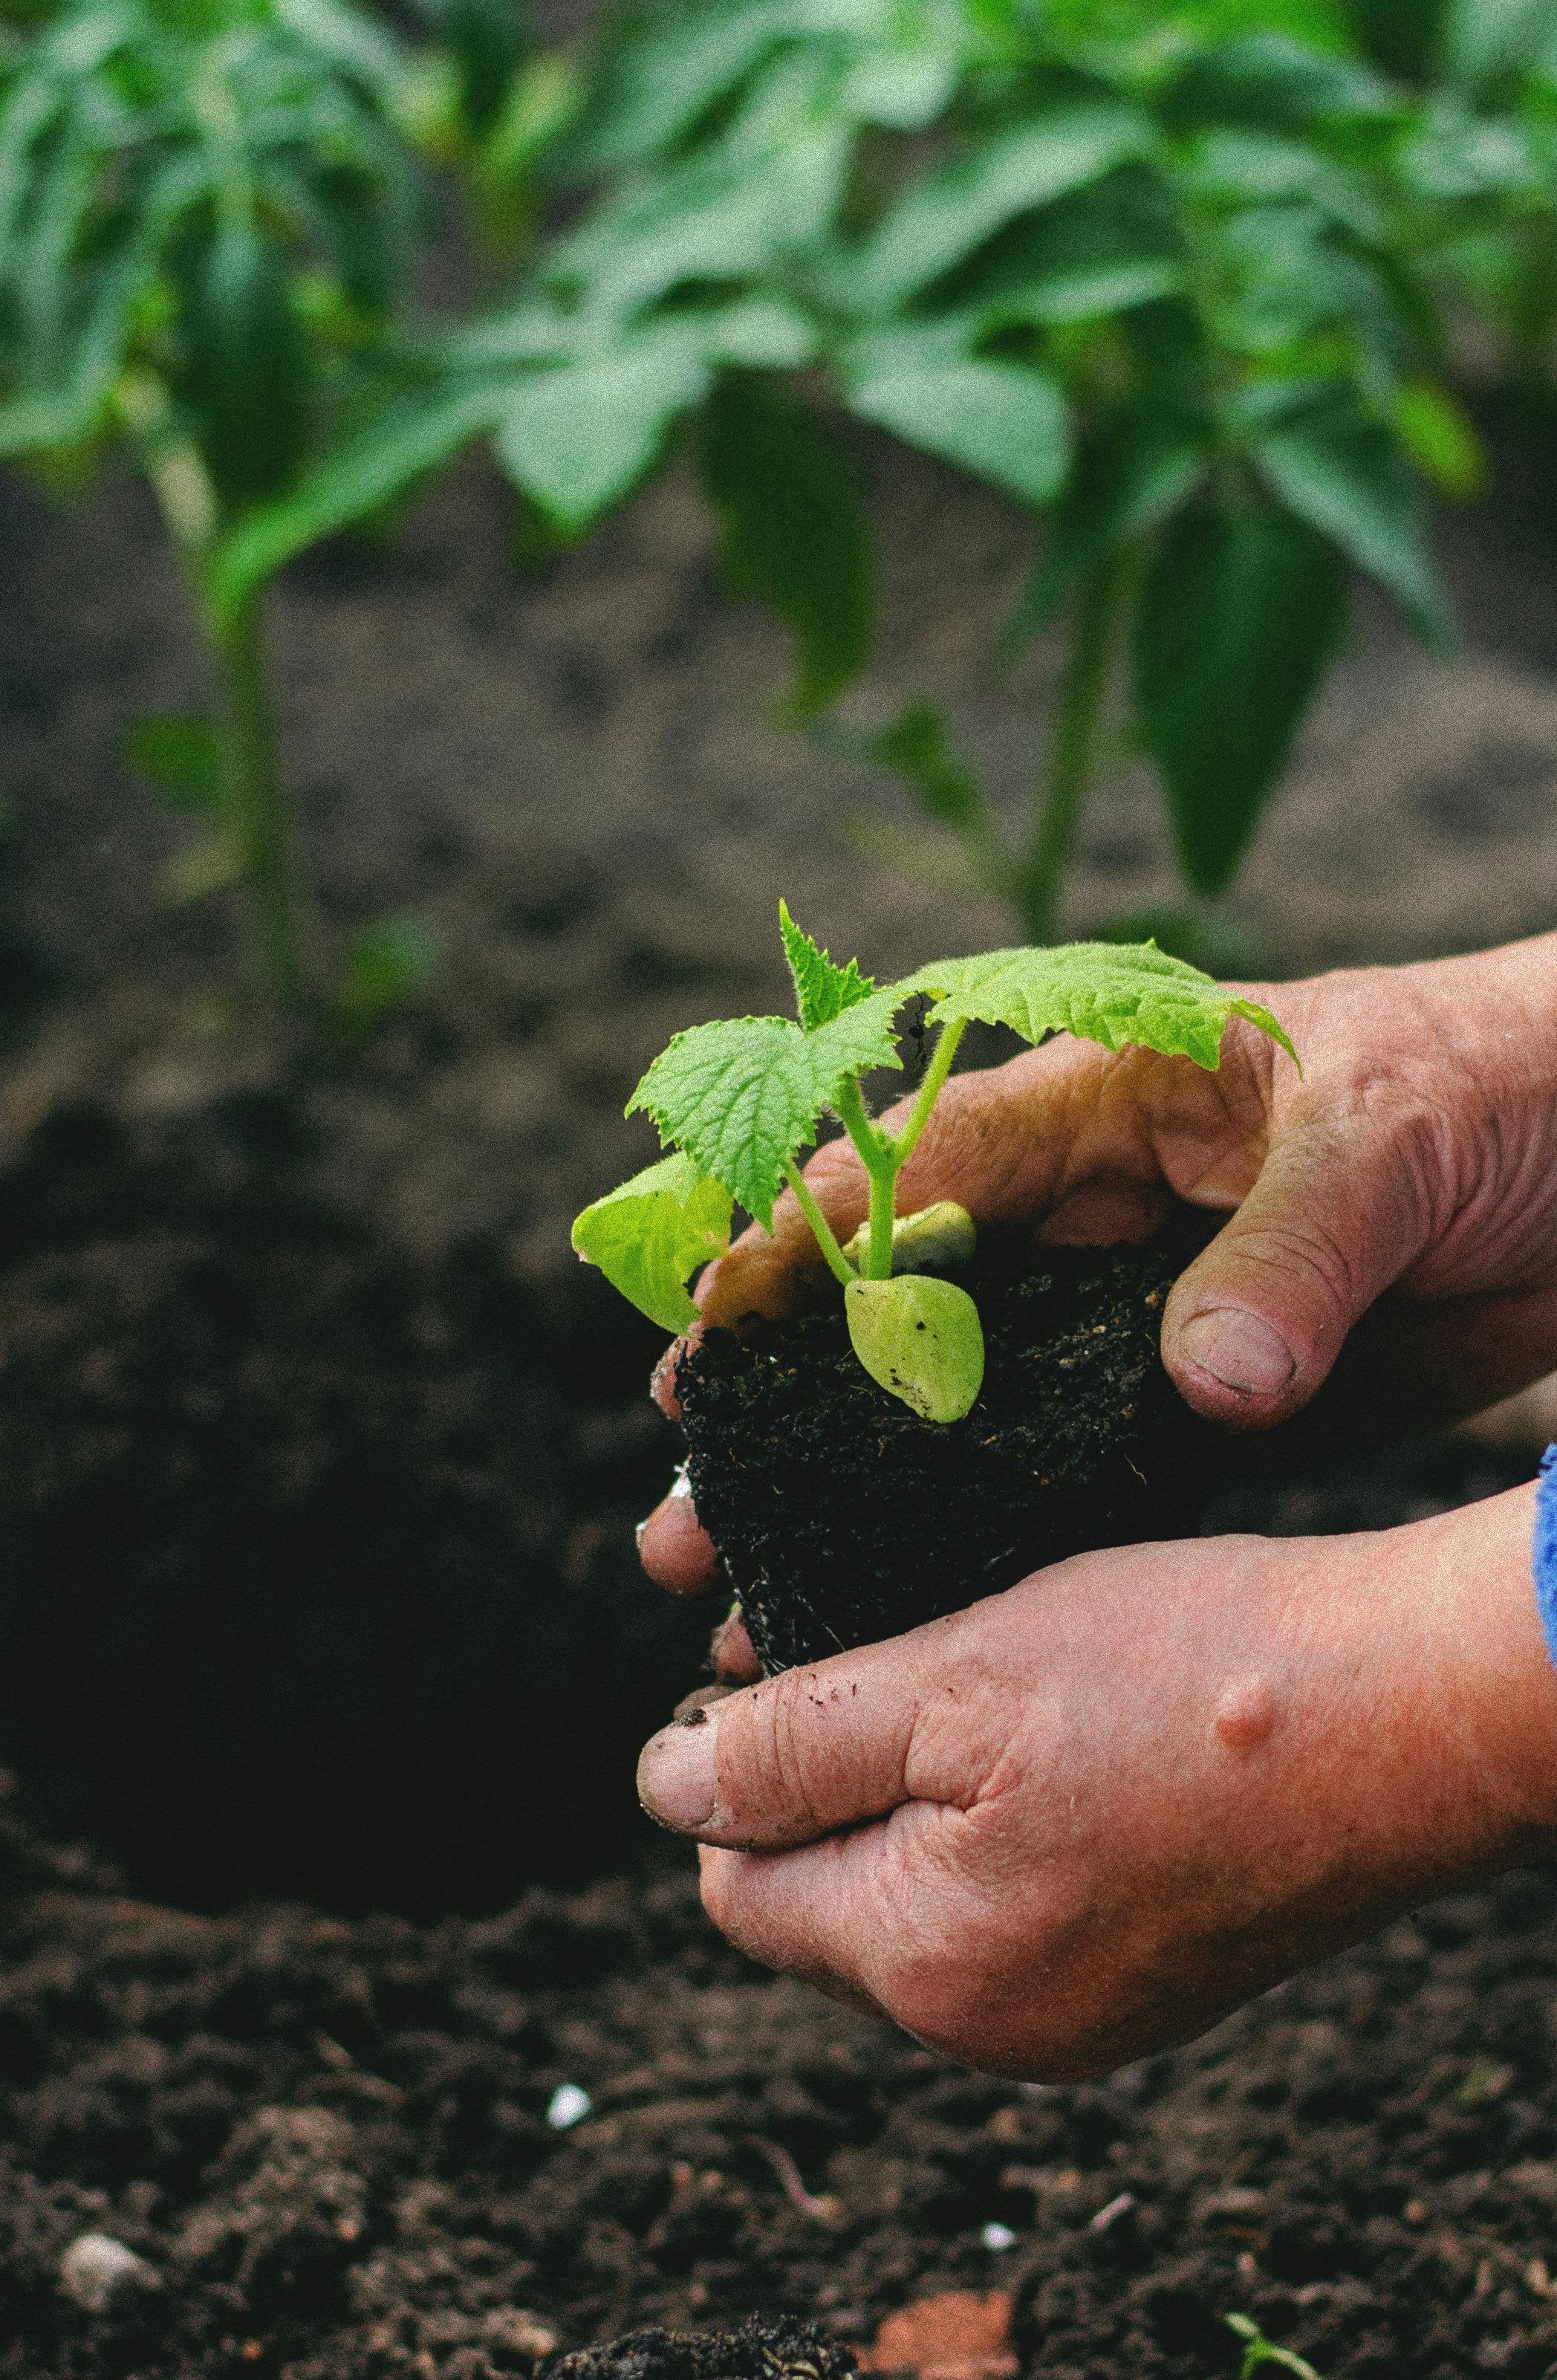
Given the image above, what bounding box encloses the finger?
[697,1832,897,2016]
[635,1615,993,1848]
[710,1607,760,1682]
[651,1340,687,1421]
[1163,1089,1434,1428]
[637,1471,720,1598]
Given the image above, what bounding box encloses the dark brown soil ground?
[7,1591,1557,2380]
[3,341,1557,2377]
[678,1240,1212,1671]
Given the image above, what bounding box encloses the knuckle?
[718,1669,822,1836]
[1235,1207,1364,1334]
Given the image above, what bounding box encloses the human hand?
[637,1485,1557,2077]
[642,933,1557,1598]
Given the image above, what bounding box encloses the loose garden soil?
[3,348,1557,2375]
[677,1239,1213,1671]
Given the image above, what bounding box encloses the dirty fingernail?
[672,1683,738,1722]
[1178,1308,1295,1396]
[637,1713,718,1831]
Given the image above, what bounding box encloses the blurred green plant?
[396,0,577,256]
[0,0,431,1008]
[241,0,1518,956]
[1382,0,1557,401]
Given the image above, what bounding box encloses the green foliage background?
[2,0,1554,1000]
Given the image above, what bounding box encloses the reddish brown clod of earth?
[856,2289,1017,2380]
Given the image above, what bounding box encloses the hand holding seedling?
[635,932,1557,2075]
[643,932,1557,1598]
[576,907,1293,1427]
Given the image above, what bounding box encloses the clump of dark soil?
[0,1095,709,1915]
[677,1241,1213,1671]
[549,2316,856,2380]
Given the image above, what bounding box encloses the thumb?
[636,1646,925,1849]
[1163,1095,1430,1428]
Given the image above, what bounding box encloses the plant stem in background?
[1018,548,1134,944]
[214,594,304,1006]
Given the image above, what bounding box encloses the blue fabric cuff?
[1535,1445,1557,1670]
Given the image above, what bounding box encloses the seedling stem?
[782,1159,855,1289]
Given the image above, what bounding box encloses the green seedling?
[1225,2312,1326,2380]
[573,906,1293,1425]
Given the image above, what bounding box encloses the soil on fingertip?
[675,1239,1215,1673]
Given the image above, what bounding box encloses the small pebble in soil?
[547,2081,593,2130]
[59,2232,158,2313]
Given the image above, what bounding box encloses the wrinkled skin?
[635,937,1557,2077]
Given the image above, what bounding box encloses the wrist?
[1412,1484,1557,1864]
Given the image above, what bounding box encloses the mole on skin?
[1215,1676,1277,1750]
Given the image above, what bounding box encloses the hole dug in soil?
[0,1096,709,1914]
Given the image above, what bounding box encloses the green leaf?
[847,700,989,835]
[554,129,848,320]
[626,999,901,1228]
[1249,395,1454,647]
[842,43,958,131]
[698,297,818,370]
[807,990,906,1095]
[419,0,524,141]
[845,1274,985,1424]
[778,899,876,1031]
[178,218,313,510]
[625,1016,827,1229]
[336,915,439,1034]
[124,713,221,811]
[1440,0,1553,92]
[843,104,1148,311]
[1132,504,1348,896]
[842,1199,977,1277]
[1391,378,1487,501]
[701,377,874,720]
[904,941,1297,1071]
[1166,33,1391,129]
[1006,411,1206,648]
[495,331,710,531]
[574,0,793,170]
[951,168,1183,331]
[571,1151,733,1335]
[212,380,504,624]
[845,334,1068,507]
